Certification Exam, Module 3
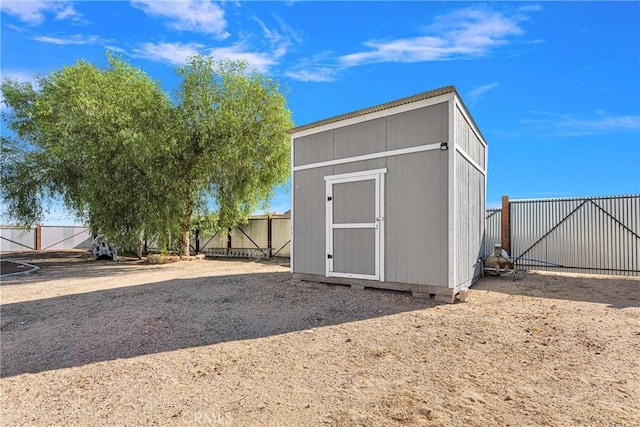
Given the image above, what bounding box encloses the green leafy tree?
[172,56,292,256]
[1,54,292,257]
[1,54,180,250]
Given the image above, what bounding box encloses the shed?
[289,86,487,303]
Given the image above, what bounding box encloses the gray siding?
[455,105,486,168]
[293,166,333,275]
[453,104,486,288]
[385,150,449,286]
[334,118,386,159]
[292,101,449,169]
[294,132,333,166]
[454,153,485,287]
[450,105,486,287]
[387,103,448,150]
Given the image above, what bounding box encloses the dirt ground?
[1,251,638,426]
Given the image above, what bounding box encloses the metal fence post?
[267,215,272,258]
[501,195,510,254]
[36,224,42,251]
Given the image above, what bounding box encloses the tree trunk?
[180,148,199,258]
[135,239,143,259]
[180,224,190,258]
[180,186,195,257]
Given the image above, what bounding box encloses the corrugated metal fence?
[1,226,93,252]
[3,216,292,258]
[486,195,639,276]
[141,215,291,258]
[1,227,37,251]
[193,215,290,258]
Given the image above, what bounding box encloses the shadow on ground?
[473,271,640,309]
[0,251,290,284]
[3,252,637,379]
[1,250,151,283]
[0,271,434,378]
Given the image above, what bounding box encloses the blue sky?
[1,1,639,224]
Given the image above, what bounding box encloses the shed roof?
[288,85,458,134]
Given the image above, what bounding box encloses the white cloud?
[0,1,82,25]
[105,45,127,54]
[4,23,26,32]
[131,0,229,38]
[135,42,277,73]
[135,42,204,66]
[207,45,276,73]
[252,15,302,58]
[517,4,542,13]
[285,66,336,82]
[466,83,499,106]
[1,1,49,25]
[32,34,103,45]
[339,6,530,67]
[522,111,640,137]
[54,3,82,21]
[285,5,538,82]
[285,51,339,82]
[131,13,300,74]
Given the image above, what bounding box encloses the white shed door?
[325,169,386,281]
